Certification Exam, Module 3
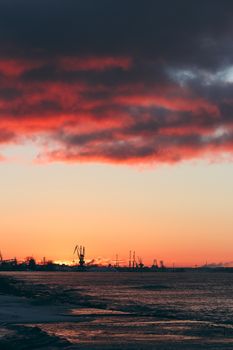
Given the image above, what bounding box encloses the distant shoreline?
[1,266,233,272]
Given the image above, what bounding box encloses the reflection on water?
[70,308,128,315]
[35,319,233,345]
[5,271,233,347]
[36,320,202,344]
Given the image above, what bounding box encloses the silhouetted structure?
[115,254,119,267]
[0,246,172,272]
[25,257,36,270]
[160,260,165,269]
[73,245,86,267]
[132,251,136,269]
[151,259,158,270]
[129,250,132,268]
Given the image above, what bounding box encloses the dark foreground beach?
[1,272,233,349]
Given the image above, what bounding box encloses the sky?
[1,1,233,266]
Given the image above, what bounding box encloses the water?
[3,271,233,348]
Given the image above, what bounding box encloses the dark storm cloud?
[0,0,233,164]
[0,88,22,101]
[0,0,232,64]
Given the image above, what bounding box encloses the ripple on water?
[33,319,233,345]
[70,308,129,316]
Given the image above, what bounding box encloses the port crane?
[160,260,165,269]
[73,245,85,267]
[152,259,158,269]
[137,257,144,269]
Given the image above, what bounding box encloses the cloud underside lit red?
[1,1,233,165]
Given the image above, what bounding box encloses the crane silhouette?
[73,245,85,267]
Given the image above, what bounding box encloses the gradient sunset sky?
[1,0,233,266]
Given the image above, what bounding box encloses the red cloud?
[115,95,219,115]
[0,54,232,165]
[58,56,132,71]
[0,59,44,77]
[0,55,132,78]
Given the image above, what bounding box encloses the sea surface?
[3,271,233,349]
